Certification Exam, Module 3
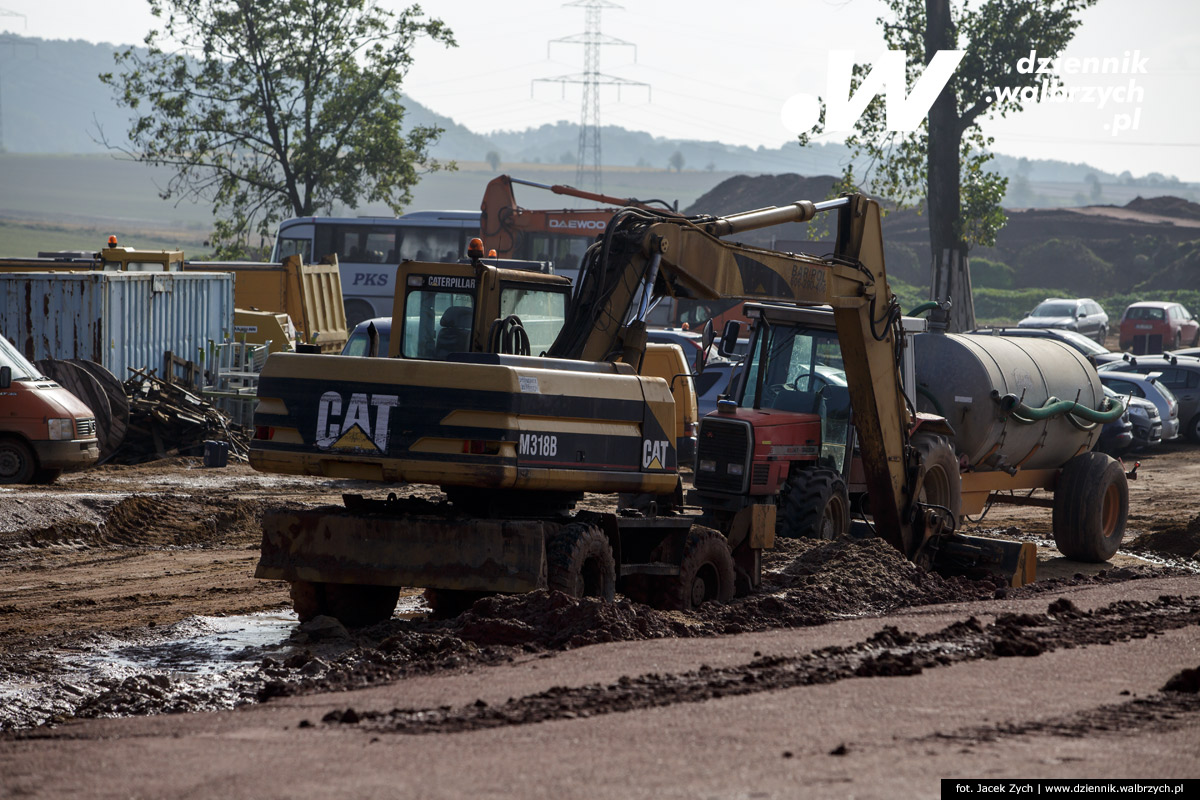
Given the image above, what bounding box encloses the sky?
[3,0,1198,181]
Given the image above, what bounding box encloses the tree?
[485,150,501,171]
[668,151,685,173]
[100,0,455,258]
[801,0,1095,331]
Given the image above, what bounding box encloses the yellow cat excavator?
[250,193,1043,624]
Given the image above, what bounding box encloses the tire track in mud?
[0,495,265,555]
[319,596,1200,735]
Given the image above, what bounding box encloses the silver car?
[1098,371,1180,442]
[1018,297,1109,344]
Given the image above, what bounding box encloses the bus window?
[330,226,397,264]
[398,229,462,263]
[403,290,474,359]
[500,286,568,356]
[275,237,312,262]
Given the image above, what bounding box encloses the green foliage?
[888,276,928,315]
[970,256,1014,289]
[485,151,501,171]
[668,151,685,173]
[973,287,1064,324]
[99,0,455,258]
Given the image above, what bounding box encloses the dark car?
[341,317,392,356]
[1017,297,1109,344]
[1099,353,1200,442]
[1119,301,1200,354]
[1096,386,1134,456]
[967,325,1122,365]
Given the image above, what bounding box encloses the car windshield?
[1125,306,1165,321]
[1032,301,1077,317]
[0,335,39,380]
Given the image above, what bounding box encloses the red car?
[1119,301,1200,354]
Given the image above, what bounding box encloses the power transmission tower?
[534,0,648,193]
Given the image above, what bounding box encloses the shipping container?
[0,271,234,381]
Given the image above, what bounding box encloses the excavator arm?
[548,193,923,556]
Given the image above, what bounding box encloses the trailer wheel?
[777,468,849,539]
[0,438,36,484]
[1053,451,1128,562]
[548,523,616,601]
[661,526,735,611]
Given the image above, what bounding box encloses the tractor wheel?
[777,467,849,539]
[423,588,489,619]
[289,581,399,627]
[547,522,616,601]
[0,438,36,484]
[1052,451,1128,562]
[911,432,962,523]
[660,526,735,611]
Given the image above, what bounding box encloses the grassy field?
[0,154,740,257]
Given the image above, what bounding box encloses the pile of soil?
[1127,514,1200,560]
[1125,196,1200,222]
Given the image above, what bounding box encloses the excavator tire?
[1052,451,1128,562]
[659,526,735,611]
[547,522,616,601]
[911,432,962,522]
[288,581,400,627]
[423,588,489,619]
[777,468,850,539]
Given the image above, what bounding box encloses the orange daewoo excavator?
[249,193,1113,624]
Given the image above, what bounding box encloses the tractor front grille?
[694,417,752,494]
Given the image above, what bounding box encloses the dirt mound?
[1125,195,1200,222]
[452,591,690,649]
[1127,514,1200,560]
[684,174,842,216]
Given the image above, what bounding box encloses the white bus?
[270,211,482,326]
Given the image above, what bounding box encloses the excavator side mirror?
[718,320,741,359]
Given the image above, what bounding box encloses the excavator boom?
[549,194,917,555]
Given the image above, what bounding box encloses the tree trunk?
[924,0,975,332]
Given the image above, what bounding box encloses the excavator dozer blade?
[926,533,1037,588]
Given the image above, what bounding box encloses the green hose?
[917,384,945,417]
[907,300,940,317]
[994,391,1125,424]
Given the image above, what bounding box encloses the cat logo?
[315,391,399,453]
[642,439,670,470]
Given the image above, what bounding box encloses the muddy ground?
[1,444,1198,794]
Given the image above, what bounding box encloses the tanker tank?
[913,332,1104,472]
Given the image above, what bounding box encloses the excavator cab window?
[499,285,569,356]
[402,288,474,359]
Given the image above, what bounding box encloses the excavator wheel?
[910,432,962,522]
[547,523,616,601]
[777,468,849,539]
[423,588,489,619]
[659,526,735,611]
[288,580,400,627]
[1052,451,1128,562]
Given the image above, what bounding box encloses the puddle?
[0,595,429,732]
